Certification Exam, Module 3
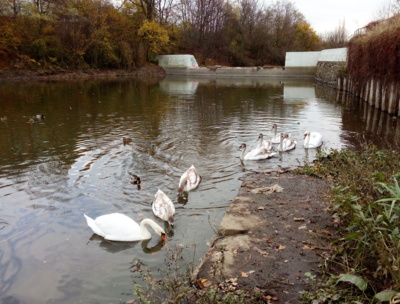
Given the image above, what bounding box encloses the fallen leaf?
[278,245,286,250]
[250,184,283,194]
[294,217,305,221]
[298,225,307,230]
[264,295,279,301]
[257,206,265,210]
[322,229,332,235]
[248,270,255,274]
[227,277,238,283]
[303,245,318,250]
[197,278,212,289]
[241,272,249,277]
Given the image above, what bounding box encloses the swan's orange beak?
[161,233,166,241]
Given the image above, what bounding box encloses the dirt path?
[195,172,332,304]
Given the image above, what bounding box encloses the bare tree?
[322,20,348,48]
[155,0,177,24]
[0,0,23,17]
[177,0,230,55]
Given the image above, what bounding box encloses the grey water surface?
[0,75,399,304]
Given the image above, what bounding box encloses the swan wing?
[309,132,323,148]
[281,138,296,151]
[84,214,106,238]
[261,140,272,151]
[179,166,201,192]
[92,213,142,241]
[271,134,281,144]
[187,167,201,188]
[153,190,175,223]
[245,147,276,160]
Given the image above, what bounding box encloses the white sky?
[288,0,393,35]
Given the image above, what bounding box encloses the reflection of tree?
[0,238,22,298]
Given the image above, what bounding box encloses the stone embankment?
[195,172,332,303]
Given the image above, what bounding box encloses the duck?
[303,131,323,148]
[257,133,272,151]
[84,213,166,242]
[239,143,276,161]
[152,189,175,227]
[36,114,45,120]
[271,124,283,144]
[278,133,296,152]
[130,174,141,185]
[178,165,201,195]
[122,137,133,145]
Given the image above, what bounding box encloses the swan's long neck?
[258,135,263,148]
[279,135,284,151]
[178,178,187,194]
[304,133,310,147]
[140,219,160,239]
[240,145,246,160]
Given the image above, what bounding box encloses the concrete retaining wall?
[157,48,345,78]
[156,54,199,68]
[160,66,316,78]
[285,51,320,67]
[337,77,400,116]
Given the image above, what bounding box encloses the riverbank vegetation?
[296,144,400,303]
[347,13,400,96]
[0,0,326,71]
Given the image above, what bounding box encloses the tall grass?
[296,144,400,302]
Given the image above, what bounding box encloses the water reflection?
[334,88,400,149]
[87,234,166,254]
[1,77,400,303]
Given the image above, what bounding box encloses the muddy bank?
[0,64,166,82]
[195,171,332,304]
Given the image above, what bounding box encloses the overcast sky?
[287,0,392,35]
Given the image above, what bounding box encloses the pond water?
[0,75,399,304]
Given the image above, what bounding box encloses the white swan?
[258,133,272,151]
[278,133,296,152]
[178,165,201,194]
[271,124,284,144]
[303,131,323,148]
[152,189,175,226]
[84,213,166,242]
[239,143,276,161]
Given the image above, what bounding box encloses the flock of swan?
[84,164,202,242]
[84,124,322,243]
[239,123,323,161]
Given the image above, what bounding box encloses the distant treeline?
[0,0,326,70]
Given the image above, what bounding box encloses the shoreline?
[194,171,331,303]
[0,65,167,82]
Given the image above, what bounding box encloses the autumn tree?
[294,21,321,51]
